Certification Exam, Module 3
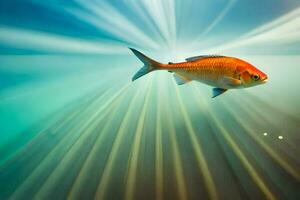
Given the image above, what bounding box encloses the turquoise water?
[1,1,300,199]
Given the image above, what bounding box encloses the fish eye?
[251,74,260,81]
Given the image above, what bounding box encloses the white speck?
[263,133,268,136]
[278,136,283,140]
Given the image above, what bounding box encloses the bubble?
[263,133,268,136]
[278,136,283,140]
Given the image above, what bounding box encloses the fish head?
[238,62,268,87]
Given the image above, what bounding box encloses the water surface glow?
[0,0,300,199]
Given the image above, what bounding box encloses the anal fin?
[212,88,227,98]
[173,73,191,85]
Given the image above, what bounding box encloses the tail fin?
[129,48,160,81]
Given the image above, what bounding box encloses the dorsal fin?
[168,62,174,64]
[185,55,225,62]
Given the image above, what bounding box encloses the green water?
[0,54,299,199]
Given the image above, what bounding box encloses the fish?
[129,48,268,98]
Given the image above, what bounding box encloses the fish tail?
[129,48,161,81]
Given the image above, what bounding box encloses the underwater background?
[0,0,300,199]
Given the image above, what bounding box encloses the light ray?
[211,119,276,200]
[192,87,276,200]
[155,74,164,200]
[1,1,300,199]
[0,27,126,54]
[68,0,159,49]
[134,0,171,45]
[35,85,130,198]
[0,85,107,168]
[203,8,300,54]
[242,92,300,154]
[124,78,153,200]
[8,86,123,199]
[66,86,129,199]
[173,83,218,200]
[223,96,300,182]
[94,80,149,200]
[119,1,166,45]
[243,7,300,38]
[163,81,188,200]
[190,0,237,46]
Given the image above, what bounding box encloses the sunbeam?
[0,27,126,54]
[194,92,277,200]
[1,0,300,199]
[199,6,300,55]
[173,83,218,200]
[125,78,153,200]
[68,0,160,50]
[94,80,149,199]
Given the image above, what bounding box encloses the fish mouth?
[262,77,268,83]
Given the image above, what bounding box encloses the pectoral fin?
[221,76,241,87]
[212,88,227,98]
[173,73,191,85]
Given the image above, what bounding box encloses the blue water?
[0,1,300,199]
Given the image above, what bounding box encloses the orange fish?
[130,48,268,98]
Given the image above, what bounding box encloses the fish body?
[130,48,268,98]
